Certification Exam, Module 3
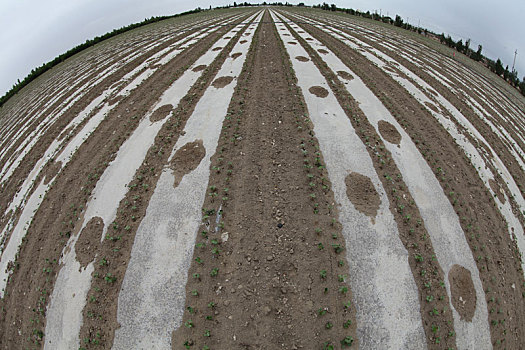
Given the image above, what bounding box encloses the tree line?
[313,3,525,97]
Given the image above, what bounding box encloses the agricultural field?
[0,6,524,350]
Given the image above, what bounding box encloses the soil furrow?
[173,10,357,350]
[289,10,525,348]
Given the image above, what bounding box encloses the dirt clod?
[308,86,328,98]
[212,76,234,88]
[170,140,205,188]
[448,264,477,321]
[378,120,402,145]
[345,172,381,221]
[149,104,173,123]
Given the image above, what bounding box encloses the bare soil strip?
[0,12,253,349]
[288,9,525,348]
[111,12,263,349]
[173,11,357,349]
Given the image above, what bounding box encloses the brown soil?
[288,41,297,45]
[0,13,249,349]
[149,104,173,122]
[192,64,207,72]
[345,172,381,221]
[43,160,62,185]
[295,56,309,62]
[337,70,354,81]
[212,76,234,88]
[294,12,525,348]
[170,140,206,188]
[318,49,328,54]
[448,264,477,322]
[231,52,242,59]
[489,178,506,204]
[378,120,402,145]
[309,86,329,98]
[240,40,247,44]
[173,11,357,349]
[212,46,223,51]
[75,217,104,268]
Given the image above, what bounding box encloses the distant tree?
[495,59,505,76]
[504,65,510,81]
[520,77,525,96]
[474,44,483,61]
[298,2,305,6]
[330,4,337,11]
[465,38,471,54]
[456,39,464,53]
[233,1,237,7]
[394,15,403,27]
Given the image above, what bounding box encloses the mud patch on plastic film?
[43,160,63,185]
[231,52,243,59]
[288,41,297,45]
[309,86,328,98]
[337,71,354,81]
[212,76,234,88]
[448,264,477,321]
[75,217,104,268]
[240,40,248,44]
[149,104,173,123]
[192,65,207,72]
[170,140,205,188]
[345,172,381,222]
[318,49,329,55]
[212,46,223,51]
[296,56,309,62]
[378,120,402,145]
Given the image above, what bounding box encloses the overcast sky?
[0,0,523,96]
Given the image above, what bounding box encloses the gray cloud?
[0,0,523,96]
